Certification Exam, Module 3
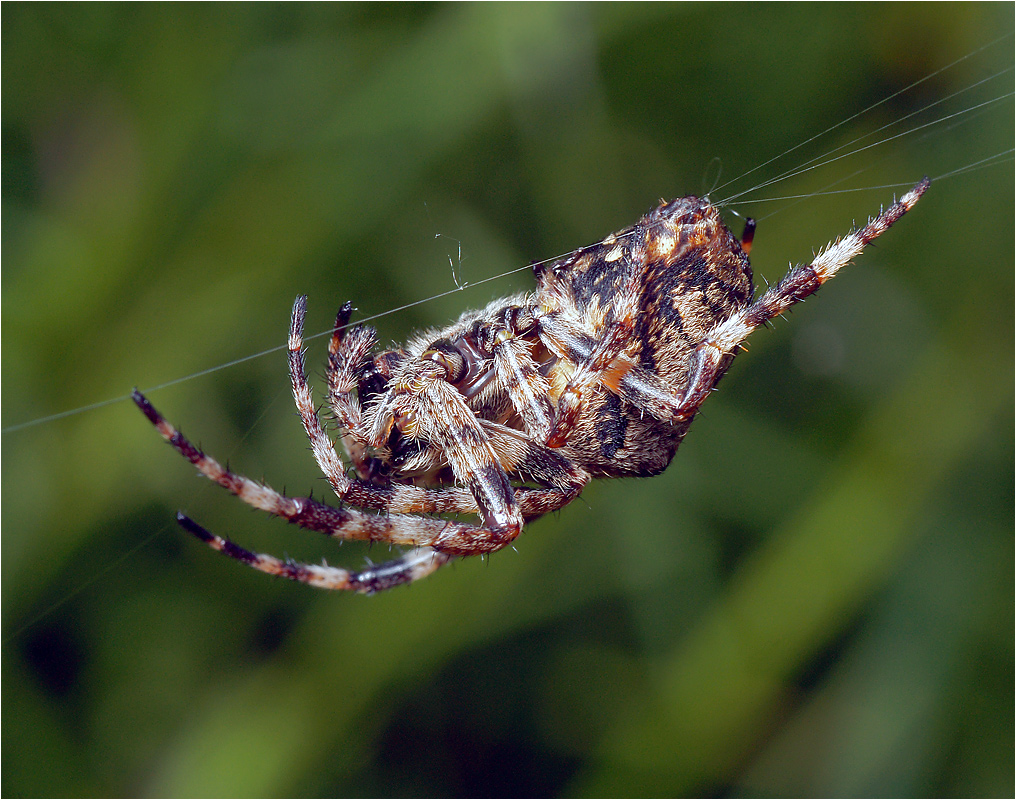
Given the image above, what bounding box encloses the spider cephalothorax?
[135,178,928,593]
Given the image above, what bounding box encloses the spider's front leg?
[486,317,556,442]
[675,179,929,418]
[385,367,526,549]
[288,296,359,503]
[291,297,524,518]
[324,300,398,482]
[289,297,440,512]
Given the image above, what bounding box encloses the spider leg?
[675,178,929,417]
[135,387,581,518]
[538,317,687,423]
[324,300,386,480]
[289,296,418,509]
[134,388,463,544]
[178,513,452,594]
[288,296,360,501]
[416,377,524,544]
[289,297,576,517]
[133,390,578,557]
[545,278,642,447]
[489,333,555,441]
[479,419,590,514]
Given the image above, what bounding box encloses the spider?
[134,178,928,594]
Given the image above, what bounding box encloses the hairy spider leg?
[177,513,451,594]
[290,295,369,501]
[544,242,646,448]
[488,326,555,441]
[676,178,930,417]
[325,300,386,481]
[290,296,586,517]
[475,417,590,507]
[133,390,584,549]
[134,389,478,545]
[536,318,688,425]
[410,373,525,542]
[289,295,477,514]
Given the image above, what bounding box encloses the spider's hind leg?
[178,513,452,594]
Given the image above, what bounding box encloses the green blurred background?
[3,4,1012,797]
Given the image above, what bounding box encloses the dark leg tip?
[334,301,354,335]
[176,512,212,542]
[741,218,756,256]
[132,389,161,425]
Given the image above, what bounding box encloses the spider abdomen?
[531,197,755,478]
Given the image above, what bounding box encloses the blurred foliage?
[3,3,1013,797]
